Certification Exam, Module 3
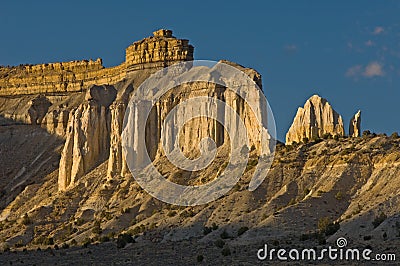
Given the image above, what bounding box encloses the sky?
[0,1,399,141]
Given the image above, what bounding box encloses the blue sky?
[1,1,399,141]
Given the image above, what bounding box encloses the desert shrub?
[82,238,92,248]
[101,211,113,221]
[70,239,77,246]
[74,218,85,226]
[116,237,126,248]
[333,135,339,141]
[318,217,340,236]
[21,213,31,225]
[391,132,399,138]
[121,208,130,214]
[322,133,332,139]
[117,233,134,248]
[232,183,241,192]
[220,230,230,239]
[302,137,309,143]
[99,236,110,243]
[203,226,212,235]
[179,209,195,218]
[167,210,177,217]
[197,254,204,262]
[335,191,343,200]
[61,243,69,249]
[91,221,102,235]
[221,247,231,256]
[363,235,372,241]
[311,137,323,143]
[300,233,310,241]
[372,212,387,228]
[362,130,371,137]
[130,224,146,235]
[212,223,218,230]
[237,226,249,236]
[14,240,24,248]
[214,239,225,248]
[38,237,54,246]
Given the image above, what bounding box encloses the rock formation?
[107,62,272,179]
[106,81,133,178]
[41,109,70,137]
[0,30,272,190]
[286,95,344,144]
[58,85,116,191]
[349,110,361,137]
[27,95,52,125]
[0,29,193,96]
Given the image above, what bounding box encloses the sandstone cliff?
[286,94,345,144]
[106,81,134,178]
[0,29,193,96]
[104,60,274,183]
[58,85,116,191]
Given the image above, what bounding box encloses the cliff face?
[286,95,345,144]
[106,82,133,178]
[107,62,271,180]
[0,29,193,96]
[58,85,116,191]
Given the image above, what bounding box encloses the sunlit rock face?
[286,95,344,145]
[58,85,116,191]
[349,110,361,137]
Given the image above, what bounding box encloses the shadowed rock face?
[27,95,52,125]
[286,95,345,144]
[349,110,361,137]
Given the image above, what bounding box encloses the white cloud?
[347,42,353,49]
[363,61,385,77]
[372,26,384,35]
[283,44,298,53]
[345,62,385,79]
[365,40,374,47]
[345,65,363,77]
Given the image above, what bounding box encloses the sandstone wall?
[58,85,117,191]
[0,29,193,96]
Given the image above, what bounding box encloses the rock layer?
[349,110,361,137]
[286,95,344,144]
[0,29,193,96]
